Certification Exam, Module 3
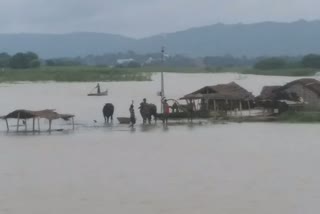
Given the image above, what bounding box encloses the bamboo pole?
[16,112,20,132]
[5,119,9,132]
[37,117,40,132]
[72,117,75,130]
[32,117,35,132]
[48,120,52,133]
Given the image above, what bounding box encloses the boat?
[87,90,108,96]
[117,117,131,124]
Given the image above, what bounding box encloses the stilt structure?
[1,109,75,133]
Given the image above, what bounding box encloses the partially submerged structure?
[0,109,75,132]
[257,78,320,112]
[180,82,255,115]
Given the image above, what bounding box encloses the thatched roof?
[258,86,281,100]
[0,109,74,120]
[181,82,254,100]
[279,78,320,96]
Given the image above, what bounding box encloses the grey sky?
[0,0,318,38]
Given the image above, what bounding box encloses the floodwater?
[0,73,320,214]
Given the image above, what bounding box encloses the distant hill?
[2,20,320,58]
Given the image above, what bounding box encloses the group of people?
[128,98,172,127]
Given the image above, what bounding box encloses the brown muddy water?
[0,73,320,214]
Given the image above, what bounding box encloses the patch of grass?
[241,67,317,76]
[276,111,320,122]
[0,66,152,82]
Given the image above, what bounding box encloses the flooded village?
[1,74,320,133]
[1,3,320,212]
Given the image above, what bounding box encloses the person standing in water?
[96,83,101,94]
[129,102,136,127]
[162,99,170,125]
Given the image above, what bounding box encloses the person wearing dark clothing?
[129,104,136,127]
[96,83,101,94]
[162,99,170,125]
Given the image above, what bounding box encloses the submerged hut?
[180,82,254,115]
[257,78,320,113]
[0,109,75,132]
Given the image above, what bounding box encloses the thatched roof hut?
[257,86,281,101]
[1,109,75,132]
[180,82,254,113]
[181,82,254,101]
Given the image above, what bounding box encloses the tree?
[254,57,287,70]
[0,52,11,67]
[301,54,320,68]
[9,52,40,69]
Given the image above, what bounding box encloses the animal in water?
[102,103,114,123]
[139,103,157,124]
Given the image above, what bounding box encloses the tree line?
[254,54,320,70]
[0,52,40,69]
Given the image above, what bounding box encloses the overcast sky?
[0,0,318,38]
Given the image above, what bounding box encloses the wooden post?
[206,98,209,111]
[32,117,35,132]
[239,101,243,117]
[247,100,251,116]
[5,119,9,132]
[48,120,52,133]
[37,117,40,132]
[72,117,75,130]
[16,112,20,132]
[214,100,217,112]
[25,120,27,132]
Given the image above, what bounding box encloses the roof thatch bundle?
[277,78,320,96]
[1,109,74,120]
[258,86,281,100]
[181,82,254,101]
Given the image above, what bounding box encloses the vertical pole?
[239,101,243,117]
[72,117,75,130]
[16,112,20,132]
[37,117,40,132]
[5,119,9,132]
[160,46,165,113]
[32,117,35,132]
[247,100,251,116]
[49,120,52,133]
[25,119,27,132]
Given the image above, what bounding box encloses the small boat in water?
[87,83,108,96]
[87,90,108,96]
[117,117,131,124]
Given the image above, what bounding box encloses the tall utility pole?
[160,46,165,113]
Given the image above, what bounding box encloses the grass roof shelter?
[180,82,254,116]
[0,109,75,132]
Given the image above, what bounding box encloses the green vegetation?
[276,111,320,123]
[254,57,286,70]
[241,67,317,76]
[0,66,151,82]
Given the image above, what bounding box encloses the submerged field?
[0,65,317,82]
[0,66,152,82]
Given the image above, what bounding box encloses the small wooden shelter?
[180,82,255,115]
[0,109,75,132]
